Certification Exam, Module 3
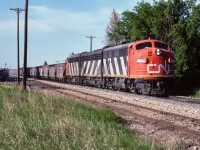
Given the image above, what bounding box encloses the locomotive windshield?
[155,42,168,50]
[136,42,152,50]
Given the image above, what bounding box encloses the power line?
[30,17,103,40]
[30,16,86,37]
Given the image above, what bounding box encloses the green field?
[0,85,163,150]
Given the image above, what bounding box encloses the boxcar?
[56,63,66,82]
[49,64,56,80]
[20,68,30,78]
[39,66,44,79]
[43,65,49,79]
[30,67,40,78]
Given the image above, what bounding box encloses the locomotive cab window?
[155,42,168,50]
[136,42,152,50]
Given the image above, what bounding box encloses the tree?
[105,9,120,45]
[186,4,200,71]
[170,0,199,74]
[170,20,188,74]
[111,0,200,75]
[44,61,48,65]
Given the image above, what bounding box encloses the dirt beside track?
[3,79,200,149]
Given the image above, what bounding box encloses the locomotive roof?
[67,42,136,59]
[81,49,103,57]
[68,49,103,59]
[103,42,132,52]
[68,53,81,59]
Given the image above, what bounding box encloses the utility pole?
[10,8,25,85]
[86,36,96,52]
[23,0,28,90]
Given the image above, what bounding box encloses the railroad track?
[168,96,200,105]
[27,79,200,141]
[5,77,200,105]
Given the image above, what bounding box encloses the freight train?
[11,39,176,96]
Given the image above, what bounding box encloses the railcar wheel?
[130,87,139,94]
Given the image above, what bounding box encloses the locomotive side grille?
[92,60,98,75]
[114,57,120,75]
[89,61,95,75]
[81,61,86,75]
[69,63,72,75]
[109,58,114,75]
[80,59,101,76]
[102,45,128,76]
[103,56,127,76]
[69,62,79,76]
[76,62,79,75]
[94,60,101,75]
[85,61,91,75]
[120,56,127,75]
[103,59,108,75]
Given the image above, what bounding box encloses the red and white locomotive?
[66,39,175,95]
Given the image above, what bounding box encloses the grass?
[193,89,200,98]
[0,85,163,150]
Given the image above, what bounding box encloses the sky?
[0,0,154,69]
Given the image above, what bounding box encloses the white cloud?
[28,5,103,35]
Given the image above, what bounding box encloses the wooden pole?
[23,0,28,90]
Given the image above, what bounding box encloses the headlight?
[136,58,148,63]
[156,49,162,55]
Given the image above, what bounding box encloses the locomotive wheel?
[130,88,136,94]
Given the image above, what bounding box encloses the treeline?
[106,0,200,76]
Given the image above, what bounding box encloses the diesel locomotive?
[20,39,175,96]
[66,39,175,95]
